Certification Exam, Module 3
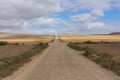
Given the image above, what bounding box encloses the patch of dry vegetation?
[67,42,120,76]
[0,42,49,78]
[79,42,120,57]
[0,43,34,59]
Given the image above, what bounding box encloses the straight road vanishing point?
[3,39,120,80]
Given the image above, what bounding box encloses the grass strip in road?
[67,42,120,76]
[0,42,48,78]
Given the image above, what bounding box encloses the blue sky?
[0,0,120,35]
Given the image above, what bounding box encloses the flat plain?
[3,40,120,80]
[0,33,120,80]
[59,34,120,42]
[0,33,54,61]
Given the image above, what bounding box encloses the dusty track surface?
[3,40,120,80]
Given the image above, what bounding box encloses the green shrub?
[0,64,14,77]
[83,40,100,44]
[21,43,48,59]
[83,40,110,44]
[0,41,8,46]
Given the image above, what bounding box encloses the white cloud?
[35,29,58,35]
[111,0,120,8]
[70,9,106,32]
[0,0,64,34]
[86,22,106,30]
[31,17,63,28]
[71,9,104,22]
[91,9,104,17]
[63,0,111,12]
[0,0,62,20]
[0,19,25,29]
[0,19,32,35]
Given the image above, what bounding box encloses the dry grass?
[0,37,54,43]
[0,33,55,43]
[79,43,120,57]
[59,35,120,42]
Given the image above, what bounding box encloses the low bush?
[0,63,13,77]
[83,40,110,44]
[84,40,93,44]
[67,42,85,51]
[101,41,110,43]
[67,42,120,76]
[83,40,100,44]
[0,42,8,46]
[12,43,20,45]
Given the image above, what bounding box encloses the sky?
[0,0,120,35]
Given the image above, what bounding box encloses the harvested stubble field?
[59,35,120,42]
[0,44,34,59]
[79,43,120,57]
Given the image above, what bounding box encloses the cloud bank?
[0,0,119,35]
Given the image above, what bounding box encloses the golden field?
[0,33,55,43]
[59,35,120,42]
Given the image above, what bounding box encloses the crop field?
[59,35,120,42]
[0,37,54,43]
[0,33,55,43]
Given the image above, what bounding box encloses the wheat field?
[59,35,120,42]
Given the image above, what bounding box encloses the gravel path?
[3,40,120,80]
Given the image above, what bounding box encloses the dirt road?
[3,40,120,80]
